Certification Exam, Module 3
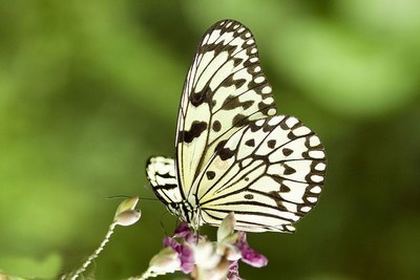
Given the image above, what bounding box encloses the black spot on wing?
[232,114,249,127]
[267,140,276,149]
[190,90,207,107]
[280,184,290,193]
[269,191,288,212]
[206,171,216,180]
[283,164,296,175]
[258,101,275,115]
[282,148,293,156]
[215,140,228,153]
[215,139,235,160]
[234,78,247,89]
[178,121,208,143]
[212,120,221,132]
[245,139,255,147]
[244,194,254,199]
[262,122,272,132]
[221,94,253,111]
[248,121,260,132]
[218,147,236,160]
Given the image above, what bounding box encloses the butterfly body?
[146,20,326,233]
[171,200,197,225]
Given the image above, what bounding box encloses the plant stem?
[64,222,118,280]
[128,268,155,280]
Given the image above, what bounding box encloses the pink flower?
[236,232,268,268]
[151,213,268,279]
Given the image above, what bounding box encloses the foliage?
[1,0,420,279]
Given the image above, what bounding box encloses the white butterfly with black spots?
[146,19,326,233]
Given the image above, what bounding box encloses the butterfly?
[146,19,326,233]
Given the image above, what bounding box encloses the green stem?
[62,222,118,280]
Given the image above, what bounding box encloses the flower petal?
[240,247,268,268]
[163,236,194,273]
[179,244,194,273]
[236,232,268,268]
[227,261,242,280]
[163,236,179,250]
[173,222,198,243]
[149,247,181,274]
[193,241,222,270]
[225,244,242,262]
[174,222,191,237]
[217,212,236,242]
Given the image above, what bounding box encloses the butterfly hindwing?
[146,156,183,213]
[194,115,326,232]
[176,19,276,197]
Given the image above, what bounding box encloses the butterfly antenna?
[159,219,167,236]
[174,218,181,234]
[159,210,171,236]
[105,195,131,199]
[105,195,159,201]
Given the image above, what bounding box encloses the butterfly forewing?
[176,20,276,198]
[194,115,326,232]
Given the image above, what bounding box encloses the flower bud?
[114,209,141,226]
[114,196,139,217]
[113,196,141,226]
[217,212,236,242]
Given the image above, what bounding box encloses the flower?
[141,213,268,280]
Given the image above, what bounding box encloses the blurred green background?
[1,0,420,279]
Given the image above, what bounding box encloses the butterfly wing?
[146,156,183,214]
[195,115,326,233]
[176,19,276,198]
